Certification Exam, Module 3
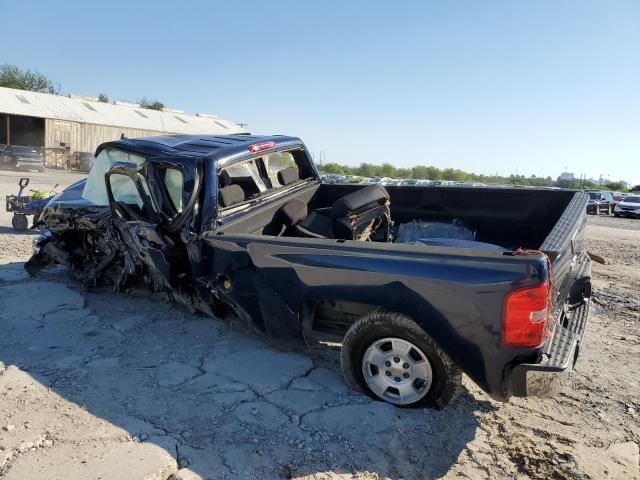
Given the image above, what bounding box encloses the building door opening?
[0,114,45,146]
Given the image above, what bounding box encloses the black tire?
[614,213,620,217]
[12,214,29,231]
[340,310,462,409]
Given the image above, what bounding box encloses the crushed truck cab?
[28,134,591,407]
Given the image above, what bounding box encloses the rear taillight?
[502,282,550,348]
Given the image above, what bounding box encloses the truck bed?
[317,184,579,250]
[217,182,583,252]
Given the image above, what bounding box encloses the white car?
[363,177,393,185]
[614,195,640,218]
[399,179,431,186]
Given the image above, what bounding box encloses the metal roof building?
[0,86,246,168]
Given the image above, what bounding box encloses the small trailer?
[5,178,56,230]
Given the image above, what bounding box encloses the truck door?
[105,157,202,291]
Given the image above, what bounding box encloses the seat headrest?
[277,166,299,186]
[220,170,233,187]
[219,184,245,207]
[331,184,390,218]
[279,199,307,227]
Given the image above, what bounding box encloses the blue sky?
[2,0,639,184]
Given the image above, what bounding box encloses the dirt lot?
[0,170,638,479]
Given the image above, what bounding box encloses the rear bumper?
[508,295,590,397]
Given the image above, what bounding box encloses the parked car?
[28,134,592,408]
[399,179,431,186]
[431,180,457,187]
[611,194,626,208]
[345,175,363,184]
[321,174,347,184]
[363,177,393,185]
[613,195,640,218]
[585,190,613,215]
[2,145,45,172]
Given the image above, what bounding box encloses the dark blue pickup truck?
[29,134,591,408]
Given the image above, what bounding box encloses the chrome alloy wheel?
[361,337,433,405]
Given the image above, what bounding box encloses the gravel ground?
[0,172,638,479]
[587,214,640,231]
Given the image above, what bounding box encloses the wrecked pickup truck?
[28,134,592,408]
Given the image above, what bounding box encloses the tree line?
[318,161,635,191]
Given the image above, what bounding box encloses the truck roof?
[96,134,303,161]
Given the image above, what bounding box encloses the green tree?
[98,93,109,103]
[357,163,376,177]
[396,168,412,179]
[631,185,640,192]
[425,166,441,180]
[322,163,344,174]
[381,163,395,177]
[0,64,60,94]
[411,166,428,179]
[139,97,165,111]
[606,181,626,192]
[442,168,467,181]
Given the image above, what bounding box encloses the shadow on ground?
[0,225,38,236]
[0,263,493,479]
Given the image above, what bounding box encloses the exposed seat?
[298,212,333,238]
[278,184,391,241]
[331,184,390,240]
[219,184,245,207]
[277,166,300,186]
[220,169,260,198]
[279,198,307,227]
[279,198,333,238]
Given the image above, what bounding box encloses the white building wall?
[45,119,172,153]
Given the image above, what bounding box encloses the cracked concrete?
[1,207,640,478]
[0,270,487,479]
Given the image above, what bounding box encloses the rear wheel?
[12,214,28,231]
[340,311,462,408]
